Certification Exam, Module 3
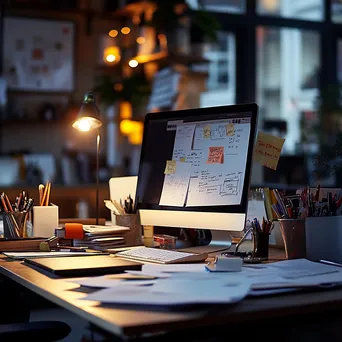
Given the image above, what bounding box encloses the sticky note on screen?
[253,131,285,170]
[164,160,177,174]
[203,125,211,139]
[207,146,224,164]
[226,123,235,136]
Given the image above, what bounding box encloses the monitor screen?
[135,103,258,231]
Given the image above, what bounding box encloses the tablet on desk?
[24,255,142,277]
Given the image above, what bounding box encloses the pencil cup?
[115,214,142,246]
[254,231,270,258]
[278,219,306,259]
[33,205,59,238]
[3,211,30,239]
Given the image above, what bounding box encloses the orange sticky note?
[203,125,211,139]
[253,131,285,170]
[207,146,224,164]
[226,123,235,136]
[164,160,176,174]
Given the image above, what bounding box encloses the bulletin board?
[2,17,75,92]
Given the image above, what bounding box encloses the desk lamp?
[72,91,103,225]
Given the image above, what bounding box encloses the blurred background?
[0,0,340,219]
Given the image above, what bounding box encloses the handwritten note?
[164,160,176,174]
[226,123,235,136]
[159,162,192,207]
[203,125,211,139]
[253,131,285,170]
[207,147,224,164]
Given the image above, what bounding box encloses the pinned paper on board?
[164,160,177,174]
[226,123,235,136]
[203,125,211,139]
[253,131,285,170]
[207,146,224,164]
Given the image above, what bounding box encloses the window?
[257,26,320,153]
[186,0,245,13]
[257,0,324,21]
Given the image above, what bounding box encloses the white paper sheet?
[82,277,251,306]
[159,161,192,206]
[186,122,251,207]
[70,275,157,288]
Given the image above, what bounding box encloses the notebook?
[24,255,142,277]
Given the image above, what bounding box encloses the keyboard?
[116,247,208,264]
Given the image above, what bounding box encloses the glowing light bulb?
[136,37,146,44]
[106,54,116,62]
[76,118,91,132]
[121,27,131,35]
[129,59,138,68]
[109,29,118,38]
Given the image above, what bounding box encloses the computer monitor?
[135,103,258,249]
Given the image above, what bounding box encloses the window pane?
[186,0,245,13]
[332,0,342,23]
[198,32,236,107]
[257,0,324,21]
[257,26,320,156]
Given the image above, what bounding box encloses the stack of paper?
[70,259,342,306]
[73,226,129,251]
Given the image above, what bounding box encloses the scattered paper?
[3,251,99,259]
[159,161,192,206]
[226,123,235,136]
[164,160,177,174]
[203,124,211,139]
[70,275,156,288]
[207,146,224,164]
[253,131,285,170]
[82,277,251,306]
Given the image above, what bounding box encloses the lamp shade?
[72,92,103,132]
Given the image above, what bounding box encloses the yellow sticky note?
[164,160,177,174]
[253,131,285,170]
[203,125,211,139]
[180,157,186,162]
[226,123,235,136]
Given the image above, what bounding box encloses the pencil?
[45,182,51,206]
[39,184,44,206]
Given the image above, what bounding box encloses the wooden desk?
[1,253,342,341]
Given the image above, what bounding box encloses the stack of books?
[56,225,130,251]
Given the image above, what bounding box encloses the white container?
[306,216,342,263]
[33,205,59,238]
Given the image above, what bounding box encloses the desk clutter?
[71,259,342,307]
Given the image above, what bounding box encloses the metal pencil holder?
[3,211,30,239]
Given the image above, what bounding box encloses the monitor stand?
[178,230,235,254]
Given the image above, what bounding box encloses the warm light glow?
[120,101,132,119]
[128,122,143,145]
[72,117,103,132]
[129,59,139,68]
[106,54,116,62]
[121,27,131,35]
[261,0,279,12]
[114,83,123,92]
[120,119,136,135]
[74,118,90,132]
[158,34,168,51]
[136,36,146,44]
[103,46,120,64]
[109,29,118,38]
[132,14,141,25]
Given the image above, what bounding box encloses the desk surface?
[1,251,342,339]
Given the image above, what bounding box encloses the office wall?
[0,5,116,157]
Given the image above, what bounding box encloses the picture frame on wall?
[2,16,75,93]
